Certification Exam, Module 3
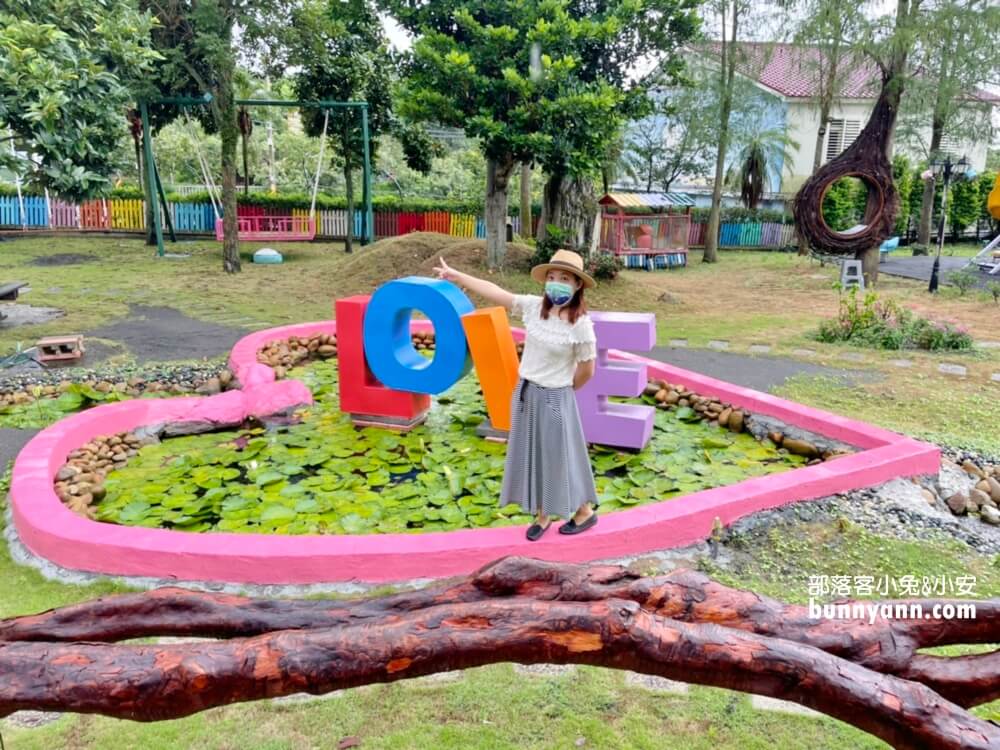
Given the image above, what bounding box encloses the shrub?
[910,243,929,257]
[986,281,1000,305]
[586,251,623,281]
[531,224,570,269]
[815,287,972,351]
[947,268,980,295]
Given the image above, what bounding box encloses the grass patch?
[775,373,1000,457]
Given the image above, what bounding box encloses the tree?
[136,0,276,273]
[637,85,717,192]
[891,153,915,235]
[3,557,1000,749]
[793,0,929,284]
[903,0,998,245]
[789,0,869,254]
[284,0,394,254]
[702,0,754,264]
[384,0,698,266]
[726,126,799,209]
[533,0,701,251]
[947,173,981,240]
[139,1,290,272]
[0,0,159,200]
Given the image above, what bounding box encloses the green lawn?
[1,235,999,747]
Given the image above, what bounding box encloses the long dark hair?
[540,287,587,324]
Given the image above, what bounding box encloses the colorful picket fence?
[687,220,797,249]
[0,196,48,227]
[0,195,799,250]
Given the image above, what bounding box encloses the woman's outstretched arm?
[433,257,515,309]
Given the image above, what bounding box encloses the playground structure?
[598,192,693,270]
[137,95,374,255]
[967,172,1000,275]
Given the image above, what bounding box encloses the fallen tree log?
[3,558,997,707]
[2,557,999,748]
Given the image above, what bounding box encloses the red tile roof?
[693,42,998,103]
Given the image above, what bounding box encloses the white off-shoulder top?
[510,294,597,388]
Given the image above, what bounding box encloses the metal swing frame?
[138,94,374,257]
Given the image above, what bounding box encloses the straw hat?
[530,249,596,289]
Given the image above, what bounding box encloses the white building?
[681,43,997,198]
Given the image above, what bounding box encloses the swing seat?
[214,215,316,242]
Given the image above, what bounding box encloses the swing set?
[138,94,374,257]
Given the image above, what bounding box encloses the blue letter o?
[363,277,474,394]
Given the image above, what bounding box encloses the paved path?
[0,427,39,469]
[86,305,248,364]
[648,346,879,392]
[879,255,994,289]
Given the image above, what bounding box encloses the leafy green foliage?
[586,251,623,281]
[986,281,1000,305]
[946,267,980,295]
[816,287,973,351]
[0,384,129,429]
[820,177,867,232]
[726,127,799,210]
[0,0,159,200]
[892,154,914,235]
[531,224,570,267]
[95,358,801,534]
[947,176,982,239]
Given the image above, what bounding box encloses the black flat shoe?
[526,521,551,541]
[559,512,598,535]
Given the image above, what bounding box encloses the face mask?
[545,281,575,306]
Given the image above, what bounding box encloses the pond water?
[94,359,807,535]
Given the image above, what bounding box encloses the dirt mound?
[335,232,534,294]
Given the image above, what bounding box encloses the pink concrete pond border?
[10,320,940,585]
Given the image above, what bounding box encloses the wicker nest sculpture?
[793,83,900,255]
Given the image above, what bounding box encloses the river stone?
[981,506,1000,525]
[947,492,969,514]
[969,489,992,510]
[782,438,819,458]
[195,377,222,395]
[937,461,976,499]
[962,460,985,479]
[988,477,1000,503]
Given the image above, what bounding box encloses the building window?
[825,118,861,162]
[938,133,960,158]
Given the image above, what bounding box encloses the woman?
[434,249,599,541]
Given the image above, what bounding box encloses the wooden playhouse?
[597,192,694,270]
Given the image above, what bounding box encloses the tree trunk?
[918,120,944,245]
[344,156,354,255]
[704,0,739,264]
[485,156,514,269]
[538,172,597,252]
[241,135,249,196]
[217,71,241,274]
[3,557,1000,749]
[519,162,532,239]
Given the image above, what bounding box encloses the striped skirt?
[499,378,598,519]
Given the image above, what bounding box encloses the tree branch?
[3,558,999,708]
[1,599,998,749]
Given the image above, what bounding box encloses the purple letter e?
[575,312,656,450]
